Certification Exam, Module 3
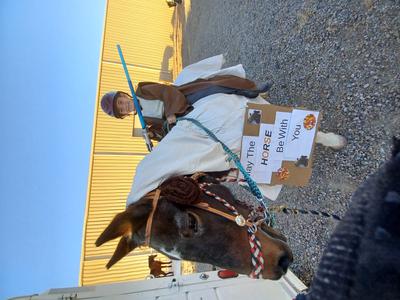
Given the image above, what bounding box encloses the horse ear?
[95,200,152,247]
[106,236,138,269]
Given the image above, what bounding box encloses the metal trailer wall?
[80,0,177,286]
[18,270,307,300]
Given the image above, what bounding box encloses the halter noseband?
[143,179,265,279]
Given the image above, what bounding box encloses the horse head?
[148,254,157,264]
[96,174,293,280]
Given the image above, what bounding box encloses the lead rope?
[199,182,264,278]
[214,173,341,221]
[269,205,341,221]
[214,175,341,221]
[177,117,275,227]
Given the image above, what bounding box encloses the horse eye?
[187,212,199,233]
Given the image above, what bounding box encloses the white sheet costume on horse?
[127,55,282,206]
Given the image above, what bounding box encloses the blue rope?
[177,117,275,225]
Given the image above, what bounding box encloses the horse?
[148,254,173,278]
[95,173,293,280]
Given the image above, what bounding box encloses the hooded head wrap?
[101,91,117,117]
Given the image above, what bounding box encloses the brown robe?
[135,75,260,141]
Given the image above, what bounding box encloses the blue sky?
[0,1,106,298]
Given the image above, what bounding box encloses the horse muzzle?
[257,230,293,280]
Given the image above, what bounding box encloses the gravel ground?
[181,0,400,285]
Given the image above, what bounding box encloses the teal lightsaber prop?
[117,44,153,152]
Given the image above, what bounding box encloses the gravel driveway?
[181,0,399,285]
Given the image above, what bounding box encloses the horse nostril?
[278,255,292,273]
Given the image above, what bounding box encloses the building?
[79,0,184,286]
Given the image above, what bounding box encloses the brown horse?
[148,254,173,278]
[95,173,293,280]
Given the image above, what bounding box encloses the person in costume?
[100,56,270,141]
[100,55,282,204]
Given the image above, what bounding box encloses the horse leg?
[316,131,347,150]
[160,263,172,273]
[151,270,161,278]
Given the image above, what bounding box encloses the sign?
[240,104,321,186]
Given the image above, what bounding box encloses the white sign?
[240,108,319,185]
[240,124,274,183]
[284,109,319,161]
[269,112,292,161]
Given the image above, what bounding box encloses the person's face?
[114,93,135,118]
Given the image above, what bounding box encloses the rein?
[176,117,275,227]
[173,118,340,223]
